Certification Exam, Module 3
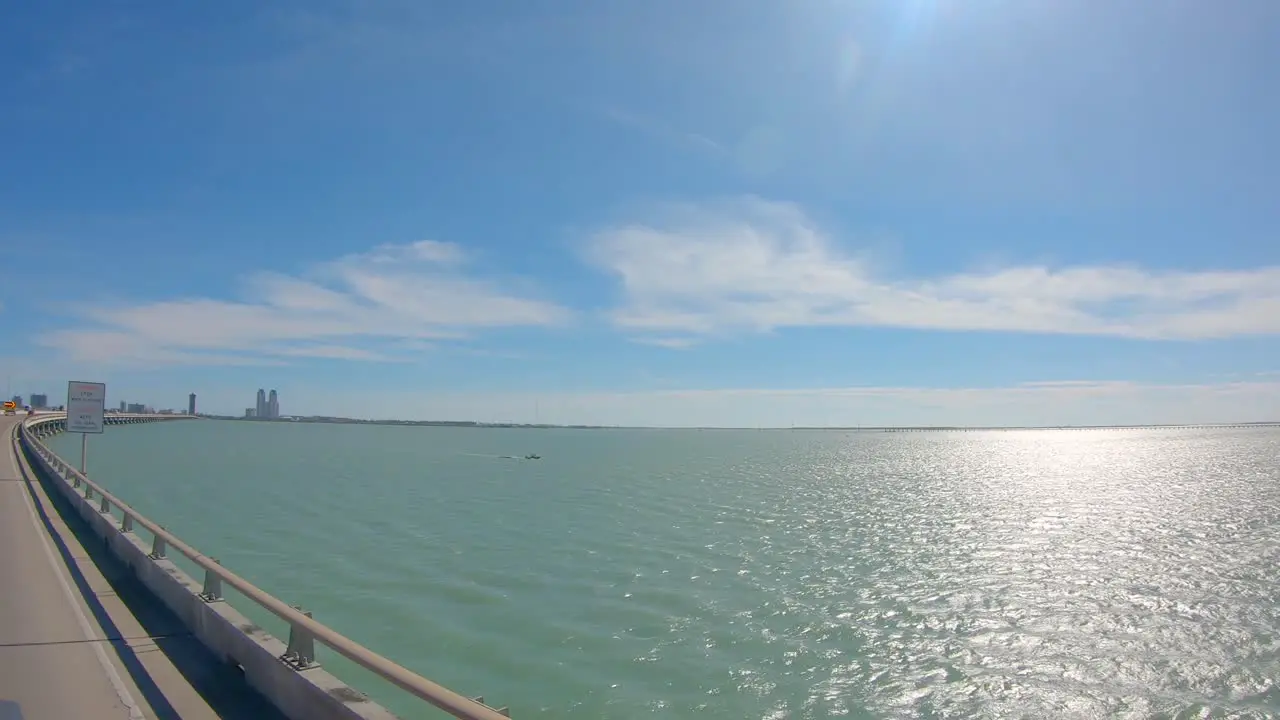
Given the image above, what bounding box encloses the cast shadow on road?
[16,442,288,720]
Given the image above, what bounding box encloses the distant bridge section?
[30,411,193,430]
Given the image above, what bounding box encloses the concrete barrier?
[21,414,511,720]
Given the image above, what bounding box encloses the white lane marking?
[6,425,20,478]
[10,427,146,720]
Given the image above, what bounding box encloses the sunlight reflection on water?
[56,425,1280,718]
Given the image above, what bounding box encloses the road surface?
[0,416,285,719]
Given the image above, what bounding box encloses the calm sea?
[50,422,1280,719]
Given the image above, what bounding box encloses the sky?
[2,0,1279,427]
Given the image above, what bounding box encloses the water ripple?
[54,425,1280,719]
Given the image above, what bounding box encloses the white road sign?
[66,381,106,434]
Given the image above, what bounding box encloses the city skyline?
[250,388,281,420]
[4,379,1279,428]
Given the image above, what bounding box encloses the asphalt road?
[0,416,285,719]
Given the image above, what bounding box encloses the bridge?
[2,413,512,720]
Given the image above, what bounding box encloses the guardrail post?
[99,495,111,514]
[200,559,223,602]
[84,485,94,500]
[282,607,318,670]
[121,513,133,533]
[473,696,512,712]
[150,534,167,559]
[471,698,510,717]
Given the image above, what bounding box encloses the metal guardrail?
[21,413,511,720]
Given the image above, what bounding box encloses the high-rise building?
[127,403,146,414]
[267,389,279,419]
[188,393,197,415]
[119,400,126,412]
[256,388,267,419]
[30,394,48,409]
[11,395,22,407]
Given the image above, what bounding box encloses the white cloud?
[266,344,395,361]
[360,239,465,265]
[41,240,569,366]
[631,336,700,349]
[599,106,728,158]
[586,198,1280,341]
[37,330,291,367]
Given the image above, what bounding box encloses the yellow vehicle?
[2,401,16,416]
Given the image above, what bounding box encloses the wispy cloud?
[266,344,395,362]
[631,336,700,349]
[599,106,727,158]
[32,331,292,367]
[634,379,1275,402]
[586,197,1280,343]
[41,240,569,366]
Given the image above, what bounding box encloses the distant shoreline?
[194,415,1280,432]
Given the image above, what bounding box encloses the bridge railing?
[20,413,511,720]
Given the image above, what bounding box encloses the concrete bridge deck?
[0,415,285,720]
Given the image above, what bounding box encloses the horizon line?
[197,415,1280,432]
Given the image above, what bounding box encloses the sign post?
[66,381,106,474]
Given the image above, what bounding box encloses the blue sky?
[3,0,1279,426]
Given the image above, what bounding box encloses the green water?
[50,422,1280,719]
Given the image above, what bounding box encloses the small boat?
[524,454,542,460]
